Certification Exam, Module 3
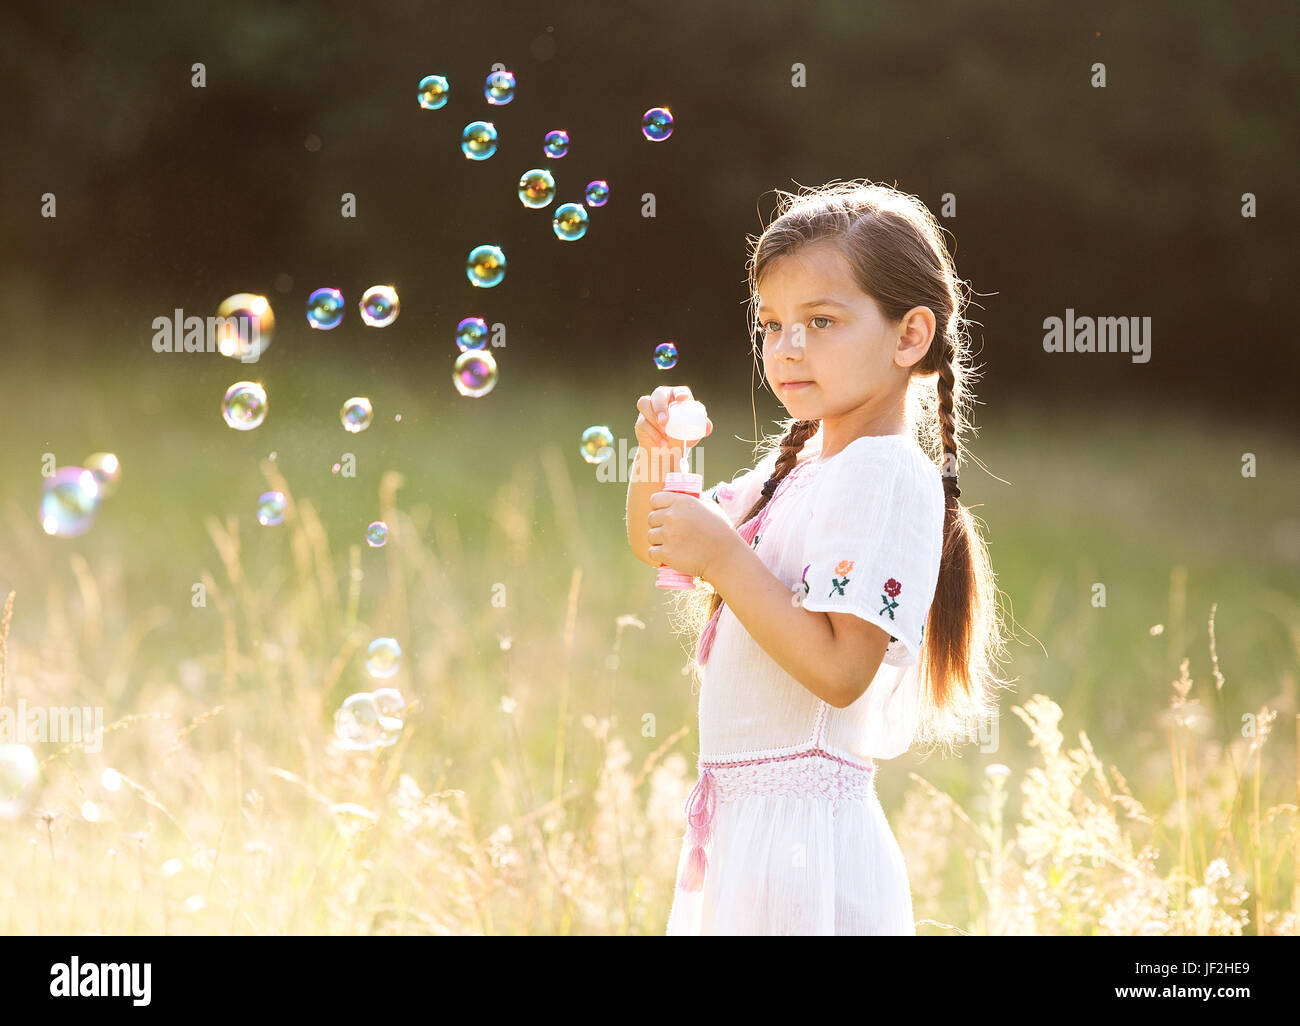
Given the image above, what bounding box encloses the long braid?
[696,418,820,665]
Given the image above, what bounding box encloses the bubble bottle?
[655,399,709,590]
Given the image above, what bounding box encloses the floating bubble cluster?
[334,688,406,750]
[584,180,609,207]
[456,317,488,351]
[463,121,498,160]
[84,452,121,499]
[366,520,389,547]
[642,107,673,141]
[654,341,678,370]
[418,74,450,110]
[466,245,506,288]
[307,287,345,330]
[341,397,374,433]
[543,129,569,158]
[222,381,268,431]
[366,637,402,679]
[256,490,287,526]
[41,467,100,538]
[581,425,615,464]
[0,744,40,821]
[453,350,498,397]
[552,202,588,241]
[359,286,399,327]
[485,69,515,105]
[215,293,274,360]
[517,168,556,209]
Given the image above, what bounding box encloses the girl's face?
[756,241,932,435]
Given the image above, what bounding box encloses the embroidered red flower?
[884,578,901,598]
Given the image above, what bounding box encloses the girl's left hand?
[646,490,739,581]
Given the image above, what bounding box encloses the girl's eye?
[811,316,833,330]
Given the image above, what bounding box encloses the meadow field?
[1,352,1296,935]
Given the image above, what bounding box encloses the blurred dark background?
[1,0,1296,423]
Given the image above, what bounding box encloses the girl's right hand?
[635,385,713,454]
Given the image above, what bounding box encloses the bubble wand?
[655,399,708,590]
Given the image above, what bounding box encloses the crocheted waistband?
[676,747,877,893]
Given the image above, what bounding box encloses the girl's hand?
[647,488,741,582]
[634,385,713,460]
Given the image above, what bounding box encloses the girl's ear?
[895,306,936,369]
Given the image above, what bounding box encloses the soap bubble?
[462,121,498,160]
[307,287,345,329]
[83,452,121,499]
[456,316,489,351]
[341,397,374,433]
[256,490,287,526]
[0,744,40,820]
[466,245,506,288]
[642,107,673,141]
[418,74,450,110]
[216,293,274,360]
[552,202,588,241]
[359,285,399,327]
[581,426,615,464]
[584,180,609,207]
[222,381,268,431]
[41,466,101,538]
[518,168,555,209]
[334,692,383,750]
[366,637,402,679]
[366,521,389,547]
[485,69,515,105]
[371,687,406,746]
[654,342,678,370]
[453,350,498,397]
[543,129,569,158]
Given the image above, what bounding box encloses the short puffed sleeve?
[703,446,779,528]
[798,442,945,668]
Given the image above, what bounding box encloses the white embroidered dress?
[665,429,945,935]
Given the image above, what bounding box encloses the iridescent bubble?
[334,692,383,750]
[371,687,406,746]
[585,179,609,207]
[453,350,499,398]
[307,287,345,330]
[456,317,489,351]
[216,293,274,360]
[552,202,588,241]
[366,521,389,547]
[517,168,556,209]
[83,452,121,499]
[222,381,268,431]
[581,425,615,464]
[543,129,569,158]
[366,637,402,679]
[654,341,678,370]
[341,397,373,433]
[256,490,287,526]
[0,744,40,821]
[466,245,506,288]
[462,120,498,160]
[417,74,450,110]
[41,466,101,538]
[359,285,399,327]
[642,106,673,141]
[485,69,515,105]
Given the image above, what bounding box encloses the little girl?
[626,179,1008,935]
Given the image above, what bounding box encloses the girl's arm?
[703,538,890,708]
[627,441,684,566]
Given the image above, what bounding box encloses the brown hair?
[682,179,1011,755]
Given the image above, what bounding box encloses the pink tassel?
[695,511,766,667]
[677,768,717,892]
